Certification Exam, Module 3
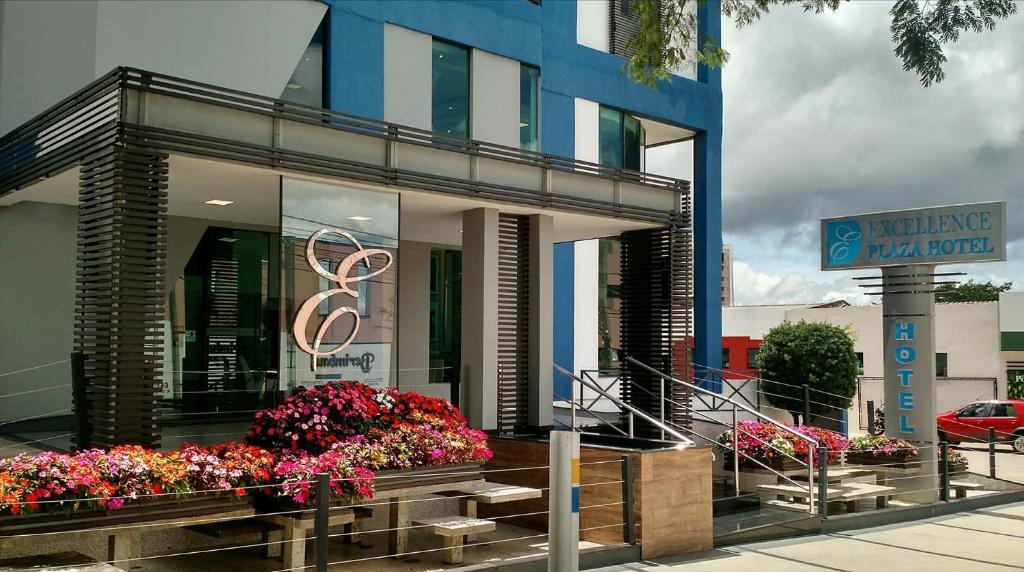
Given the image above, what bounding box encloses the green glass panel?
[520,65,540,151]
[599,107,623,168]
[623,113,642,170]
[1002,332,1024,351]
[432,40,470,137]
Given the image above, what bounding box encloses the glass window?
[599,107,623,167]
[959,403,987,417]
[855,352,864,375]
[520,64,540,151]
[281,178,399,390]
[281,15,326,107]
[623,114,642,170]
[936,352,948,377]
[599,106,643,169]
[992,403,1018,417]
[746,347,759,370]
[432,40,470,137]
[722,348,730,369]
[597,237,621,370]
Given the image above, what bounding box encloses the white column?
[573,240,599,380]
[548,431,580,572]
[461,208,499,430]
[529,214,554,426]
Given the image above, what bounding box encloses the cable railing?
[554,363,694,448]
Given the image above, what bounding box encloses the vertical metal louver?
[619,222,694,437]
[206,256,240,396]
[75,146,168,448]
[609,0,644,57]
[496,214,531,434]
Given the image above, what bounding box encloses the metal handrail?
[625,357,818,448]
[555,364,694,447]
[553,391,630,439]
[625,356,822,514]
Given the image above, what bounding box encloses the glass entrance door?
[166,227,280,419]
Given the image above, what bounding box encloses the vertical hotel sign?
[821,202,1007,442]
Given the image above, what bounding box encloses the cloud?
[720,3,1024,301]
[731,260,871,306]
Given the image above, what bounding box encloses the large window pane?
[432,40,470,137]
[281,16,325,107]
[599,106,623,168]
[520,64,540,151]
[623,113,642,170]
[281,178,399,389]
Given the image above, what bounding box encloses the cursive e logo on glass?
[292,228,394,367]
[826,220,863,266]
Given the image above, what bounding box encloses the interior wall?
[397,240,450,400]
[0,202,77,423]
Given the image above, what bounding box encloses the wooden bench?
[412,516,496,564]
[949,480,984,499]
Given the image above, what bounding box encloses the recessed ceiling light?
[520,122,529,128]
[205,199,234,206]
[219,237,238,243]
[286,83,303,90]
[347,216,372,221]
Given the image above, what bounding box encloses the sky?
[718,2,1024,306]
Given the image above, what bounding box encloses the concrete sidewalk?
[596,501,1024,571]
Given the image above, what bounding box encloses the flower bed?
[0,443,273,516]
[717,420,847,471]
[0,381,492,516]
[846,435,920,467]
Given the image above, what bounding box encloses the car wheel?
[1014,434,1024,454]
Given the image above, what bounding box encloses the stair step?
[763,499,812,513]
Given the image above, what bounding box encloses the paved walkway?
[598,501,1024,572]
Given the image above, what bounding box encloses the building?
[0,0,722,446]
[723,294,1024,431]
[721,243,734,306]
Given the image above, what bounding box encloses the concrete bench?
[0,551,121,572]
[440,483,542,541]
[413,516,496,564]
[833,482,897,512]
[949,480,984,499]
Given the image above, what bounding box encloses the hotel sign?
[820,202,1007,270]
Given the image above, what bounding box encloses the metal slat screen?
[609,0,643,57]
[75,147,168,448]
[619,224,693,436]
[496,214,531,433]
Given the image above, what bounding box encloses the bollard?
[940,441,950,502]
[315,472,330,572]
[817,446,828,518]
[802,384,811,426]
[989,427,997,479]
[620,455,635,545]
[549,431,580,572]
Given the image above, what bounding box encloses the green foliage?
[934,279,1012,302]
[625,0,1017,89]
[756,320,858,424]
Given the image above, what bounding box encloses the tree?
[934,279,1012,303]
[756,320,858,426]
[625,0,1018,89]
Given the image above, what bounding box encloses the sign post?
[822,202,1006,503]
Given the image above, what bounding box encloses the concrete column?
[529,214,554,427]
[461,208,499,430]
[883,264,938,503]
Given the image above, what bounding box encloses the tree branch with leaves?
[625,0,1017,89]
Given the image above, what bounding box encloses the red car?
[937,400,1024,453]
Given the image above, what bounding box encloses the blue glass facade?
[321,0,723,395]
